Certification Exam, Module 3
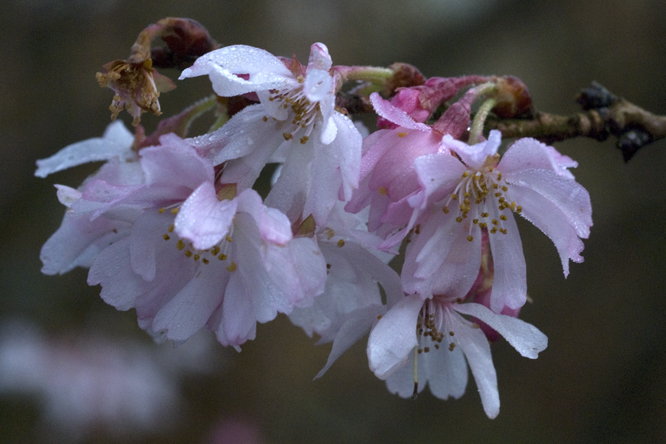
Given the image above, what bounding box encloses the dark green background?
[2,0,666,442]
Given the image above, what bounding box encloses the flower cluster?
[38,34,592,418]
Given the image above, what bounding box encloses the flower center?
[267,76,321,144]
[440,163,522,241]
[415,298,456,353]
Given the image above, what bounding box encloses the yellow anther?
[283,132,293,141]
[500,215,507,221]
[158,207,166,213]
[467,235,474,242]
[378,187,388,196]
[516,206,522,214]
[184,250,193,258]
[449,343,456,351]
[490,227,497,233]
[176,240,185,251]
[226,235,233,243]
[211,246,220,256]
[492,219,499,225]
[398,132,408,138]
[473,219,479,224]
[300,136,309,144]
[451,194,458,200]
[262,116,268,122]
[337,239,345,247]
[500,228,507,234]
[168,224,174,233]
[170,208,179,215]
[456,216,463,223]
[226,261,237,272]
[163,234,170,241]
[442,206,449,214]
[495,192,502,197]
[218,253,228,260]
[497,172,502,180]
[502,186,508,192]
[481,212,489,218]
[202,258,209,265]
[462,171,470,178]
[510,202,517,211]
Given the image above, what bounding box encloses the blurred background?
[2,0,666,442]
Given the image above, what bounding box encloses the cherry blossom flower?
[40,131,326,347]
[37,121,144,275]
[180,42,362,225]
[403,132,592,311]
[367,292,547,418]
[288,204,402,377]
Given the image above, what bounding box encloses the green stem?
[469,98,498,145]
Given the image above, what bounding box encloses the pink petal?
[509,184,586,276]
[307,42,332,72]
[175,182,237,250]
[369,93,431,131]
[139,140,214,190]
[236,189,292,245]
[88,239,147,311]
[486,210,527,312]
[507,169,592,239]
[222,272,257,345]
[152,264,228,341]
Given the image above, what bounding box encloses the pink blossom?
[367,293,547,418]
[403,132,592,311]
[180,43,362,225]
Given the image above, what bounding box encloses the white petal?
[35,121,134,178]
[314,305,385,379]
[54,185,81,208]
[180,45,293,97]
[450,311,500,419]
[447,130,501,168]
[385,349,427,398]
[423,337,468,400]
[367,294,423,379]
[453,303,548,359]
